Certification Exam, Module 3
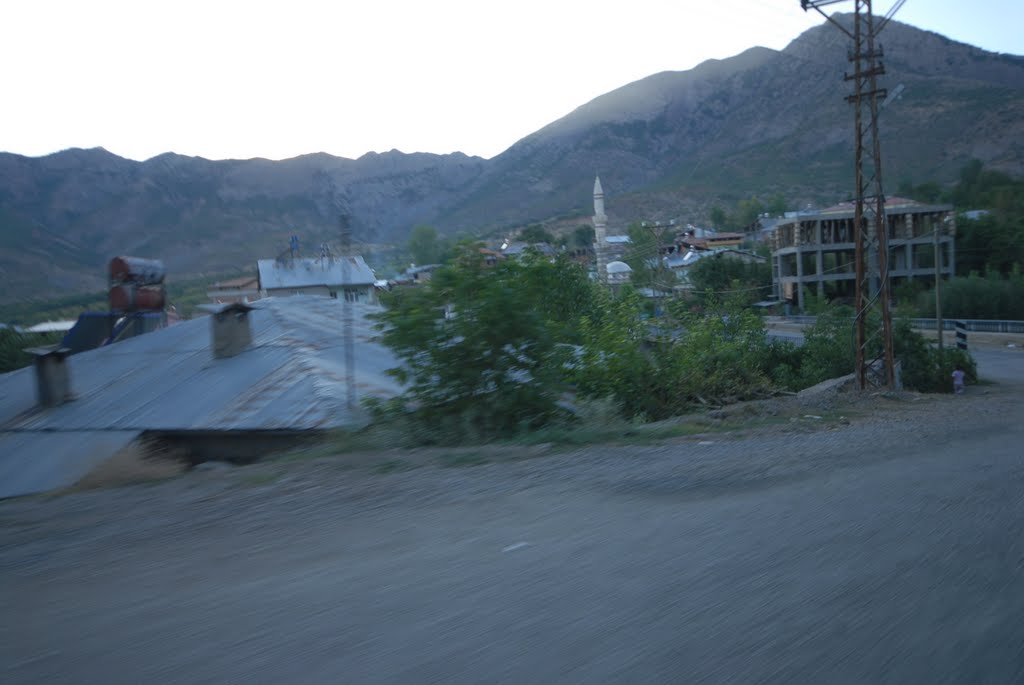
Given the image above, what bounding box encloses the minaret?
[593,176,608,283]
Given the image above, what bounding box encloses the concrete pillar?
[796,249,805,312]
[26,346,73,408]
[206,303,255,359]
[816,249,825,297]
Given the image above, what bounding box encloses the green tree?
[372,247,597,440]
[687,256,772,305]
[709,206,728,231]
[407,225,448,266]
[623,223,674,292]
[734,197,766,230]
[519,224,555,245]
[766,194,788,217]
[572,224,595,248]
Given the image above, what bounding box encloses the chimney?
[25,345,73,408]
[202,303,255,359]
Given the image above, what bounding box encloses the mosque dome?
[606,260,632,274]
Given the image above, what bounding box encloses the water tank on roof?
[109,284,166,312]
[109,256,166,286]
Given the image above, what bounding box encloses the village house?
[207,275,261,304]
[257,255,377,302]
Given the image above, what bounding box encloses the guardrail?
[773,316,1024,334]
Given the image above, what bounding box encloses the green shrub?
[0,329,63,374]
[798,305,856,386]
[893,318,976,393]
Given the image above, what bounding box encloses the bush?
[573,295,779,420]
[0,328,63,374]
[797,305,856,387]
[925,269,1024,321]
[893,318,976,392]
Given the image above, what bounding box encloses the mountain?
[0,147,486,301]
[1,15,1022,304]
[448,15,1024,227]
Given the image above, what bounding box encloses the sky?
[1,0,1020,162]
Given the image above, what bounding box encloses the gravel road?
[2,348,1023,684]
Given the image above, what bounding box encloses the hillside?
[446,15,1024,228]
[1,15,1022,303]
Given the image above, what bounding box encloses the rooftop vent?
[201,303,255,359]
[25,345,73,408]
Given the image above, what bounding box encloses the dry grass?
[68,440,190,492]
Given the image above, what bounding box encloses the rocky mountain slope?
[1,15,1021,303]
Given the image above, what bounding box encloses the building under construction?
[770,197,956,311]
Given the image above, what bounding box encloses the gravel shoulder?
[1,367,1018,569]
[2,351,1022,684]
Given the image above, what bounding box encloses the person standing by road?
[952,364,966,395]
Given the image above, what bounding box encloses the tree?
[572,224,595,249]
[709,206,728,231]
[407,225,448,266]
[766,194,788,217]
[519,224,555,245]
[621,222,674,293]
[373,247,598,440]
[734,197,766,230]
[687,256,772,305]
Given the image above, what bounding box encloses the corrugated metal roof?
[257,256,376,290]
[0,297,403,496]
[0,297,401,434]
[0,430,140,498]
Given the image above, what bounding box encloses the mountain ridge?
[1,16,1022,303]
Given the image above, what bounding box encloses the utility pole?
[641,219,677,305]
[801,0,904,389]
[317,168,360,414]
[934,226,943,351]
[340,214,357,412]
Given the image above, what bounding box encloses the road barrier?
[956,322,969,350]
[774,316,1024,334]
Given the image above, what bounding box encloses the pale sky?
[1,0,1020,162]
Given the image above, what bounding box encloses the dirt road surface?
[2,348,1023,683]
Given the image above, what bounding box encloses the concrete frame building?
[770,197,956,311]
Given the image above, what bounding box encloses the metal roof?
[0,296,401,434]
[502,242,558,256]
[665,251,707,268]
[0,297,404,496]
[0,430,140,498]
[257,256,376,290]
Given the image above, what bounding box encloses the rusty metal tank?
[109,256,166,285]
[109,284,166,312]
